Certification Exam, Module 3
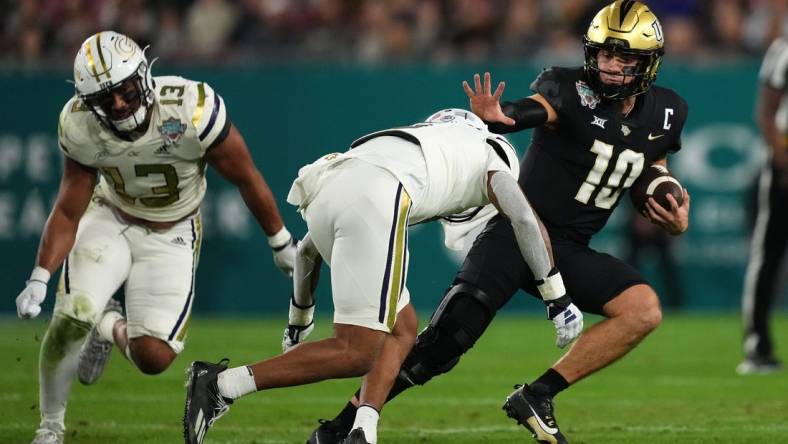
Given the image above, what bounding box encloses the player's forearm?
[486,98,548,134]
[293,234,320,308]
[488,172,554,280]
[35,208,80,274]
[237,172,285,236]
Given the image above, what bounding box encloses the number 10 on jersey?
[575,140,644,209]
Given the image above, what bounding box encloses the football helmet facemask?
[583,0,664,100]
[73,31,155,135]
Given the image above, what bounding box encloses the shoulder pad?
[58,97,100,163]
[530,67,567,112]
[154,76,228,149]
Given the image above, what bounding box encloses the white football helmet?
[426,108,487,132]
[73,31,155,134]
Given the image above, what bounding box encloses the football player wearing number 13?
[306,2,690,444]
[14,31,297,444]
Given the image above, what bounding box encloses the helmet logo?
[575,81,600,109]
[651,21,663,43]
[114,36,138,59]
[158,117,187,146]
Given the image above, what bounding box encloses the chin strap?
[112,104,149,133]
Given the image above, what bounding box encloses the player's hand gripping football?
[462,72,516,126]
[644,188,690,235]
[16,267,50,319]
[545,296,584,348]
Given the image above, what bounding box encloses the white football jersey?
[288,121,516,225]
[348,121,515,223]
[759,37,788,133]
[58,75,228,222]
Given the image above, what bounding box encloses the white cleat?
[78,298,123,385]
[736,355,783,375]
[31,423,64,444]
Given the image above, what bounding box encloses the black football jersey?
[512,67,688,244]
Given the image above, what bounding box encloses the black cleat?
[306,418,351,444]
[503,384,568,444]
[184,359,233,444]
[342,428,370,444]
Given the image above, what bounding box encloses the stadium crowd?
[2,0,787,68]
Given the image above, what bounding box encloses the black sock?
[529,368,569,398]
[386,374,415,401]
[333,390,361,429]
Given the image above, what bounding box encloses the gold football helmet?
[583,0,664,99]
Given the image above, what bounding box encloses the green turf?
[3,313,787,443]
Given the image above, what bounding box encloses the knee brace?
[399,282,501,386]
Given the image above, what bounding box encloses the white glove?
[16,267,51,319]
[268,227,297,277]
[282,295,315,352]
[282,321,315,352]
[545,296,584,349]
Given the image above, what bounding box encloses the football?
[629,164,684,213]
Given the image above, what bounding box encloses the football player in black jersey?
[306,2,690,443]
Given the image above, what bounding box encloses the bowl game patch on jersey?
[159,117,187,146]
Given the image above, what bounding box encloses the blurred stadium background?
[2,1,788,443]
[2,0,787,314]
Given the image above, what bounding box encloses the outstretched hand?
[462,72,515,126]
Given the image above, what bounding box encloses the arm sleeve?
[488,171,553,282]
[292,233,320,309]
[485,97,548,134]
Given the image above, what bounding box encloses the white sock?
[351,405,380,444]
[217,366,257,400]
[97,311,124,343]
[40,411,66,431]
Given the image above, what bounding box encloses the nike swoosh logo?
[529,405,559,434]
[648,133,665,141]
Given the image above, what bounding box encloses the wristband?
[28,266,51,285]
[267,226,292,250]
[536,269,566,301]
[289,298,315,326]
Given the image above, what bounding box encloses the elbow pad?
[486,98,548,134]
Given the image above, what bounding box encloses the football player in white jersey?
[13,31,297,444]
[183,109,584,444]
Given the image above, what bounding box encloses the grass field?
[3,313,787,444]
